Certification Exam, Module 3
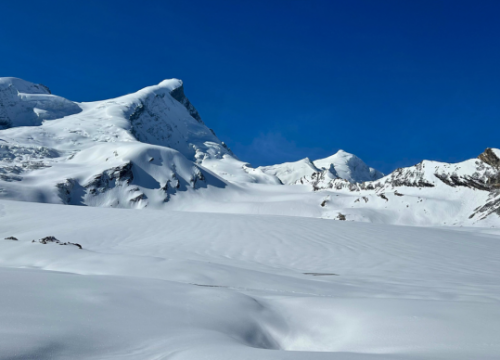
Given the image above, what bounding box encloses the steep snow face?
[314,150,384,183]
[0,77,81,129]
[122,79,233,162]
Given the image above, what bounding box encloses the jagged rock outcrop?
[85,162,134,195]
[478,148,500,169]
[37,236,82,249]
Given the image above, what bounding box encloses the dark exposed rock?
[221,142,234,156]
[57,179,76,204]
[434,172,491,191]
[376,163,435,188]
[470,192,500,220]
[38,236,82,249]
[378,194,389,201]
[337,213,346,221]
[38,83,51,94]
[190,167,206,188]
[478,148,500,169]
[169,82,203,123]
[130,193,146,203]
[159,173,182,202]
[4,236,18,241]
[39,236,58,244]
[86,162,134,194]
[129,101,145,122]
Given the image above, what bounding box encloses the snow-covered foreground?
[1,199,499,359]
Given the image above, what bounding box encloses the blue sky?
[1,0,499,173]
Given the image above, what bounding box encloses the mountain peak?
[478,148,500,169]
[314,150,383,183]
[0,77,51,95]
[0,77,80,129]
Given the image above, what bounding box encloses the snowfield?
[1,199,500,359]
[0,201,500,360]
[1,77,500,359]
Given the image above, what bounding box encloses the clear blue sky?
[1,0,499,173]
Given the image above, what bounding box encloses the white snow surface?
[0,199,499,359]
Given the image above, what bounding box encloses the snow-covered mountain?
[0,77,266,208]
[0,77,499,227]
[314,150,384,182]
[258,150,384,186]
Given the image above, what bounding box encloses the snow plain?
[1,199,499,359]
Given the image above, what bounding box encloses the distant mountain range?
[0,77,498,226]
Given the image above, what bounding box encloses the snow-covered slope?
[0,199,499,359]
